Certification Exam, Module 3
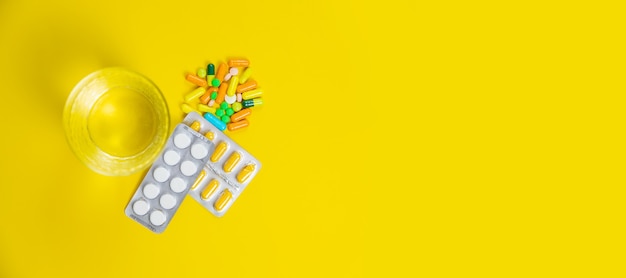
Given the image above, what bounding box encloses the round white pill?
[153,167,170,182]
[159,194,177,210]
[163,150,181,166]
[174,133,191,149]
[225,94,237,104]
[180,161,197,176]
[142,183,160,199]
[132,200,150,216]
[149,210,166,226]
[170,177,187,193]
[229,67,239,75]
[191,143,208,159]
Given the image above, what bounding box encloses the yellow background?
[0,0,624,277]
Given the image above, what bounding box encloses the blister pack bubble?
[125,122,215,233]
[183,112,262,217]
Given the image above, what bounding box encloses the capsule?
[199,87,217,104]
[236,80,257,93]
[197,104,216,114]
[227,59,250,67]
[223,152,241,173]
[205,131,214,141]
[210,141,228,162]
[216,63,228,81]
[226,76,238,96]
[242,88,262,100]
[237,164,256,183]
[186,73,207,87]
[214,190,232,211]
[216,82,228,103]
[190,121,201,132]
[227,119,249,131]
[201,179,219,200]
[184,87,206,103]
[207,63,215,75]
[230,108,251,122]
[181,103,197,114]
[204,113,226,131]
[242,98,263,108]
[190,170,206,190]
[239,67,252,84]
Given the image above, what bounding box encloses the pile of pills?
[181,58,263,132]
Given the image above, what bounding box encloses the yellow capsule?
[242,88,263,100]
[210,142,228,162]
[201,179,219,200]
[181,103,197,114]
[239,67,252,84]
[184,87,206,103]
[205,131,214,141]
[214,190,232,211]
[197,104,216,113]
[190,121,201,132]
[226,76,238,96]
[223,152,241,173]
[191,170,206,190]
[236,164,256,183]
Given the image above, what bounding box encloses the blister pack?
[125,121,215,233]
[183,112,262,217]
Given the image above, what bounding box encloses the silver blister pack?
[125,123,215,233]
[183,112,262,217]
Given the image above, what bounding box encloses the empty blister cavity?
[143,183,160,199]
[163,150,181,166]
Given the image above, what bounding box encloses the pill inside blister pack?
[183,112,262,217]
[125,123,215,233]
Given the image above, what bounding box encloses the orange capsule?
[216,63,228,81]
[228,59,250,67]
[199,87,217,104]
[236,80,257,94]
[227,119,249,131]
[186,73,207,87]
[230,108,251,122]
[216,82,228,103]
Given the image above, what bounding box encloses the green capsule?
[220,102,229,109]
[216,109,225,117]
[221,115,230,124]
[211,78,220,87]
[225,108,234,116]
[210,91,218,100]
[207,63,215,75]
[242,98,263,108]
